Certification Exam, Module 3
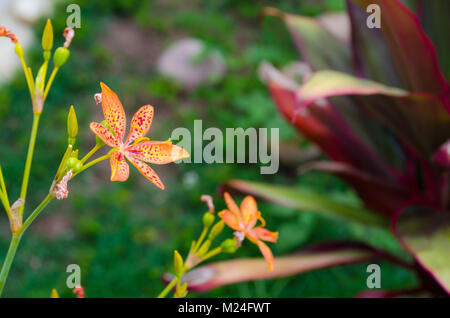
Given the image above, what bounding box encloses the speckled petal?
[240,195,258,226]
[110,151,129,182]
[218,209,242,232]
[89,122,120,148]
[128,140,189,164]
[126,155,165,190]
[100,82,126,142]
[256,240,275,272]
[125,105,154,145]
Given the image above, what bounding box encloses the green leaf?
[396,206,450,294]
[226,180,388,228]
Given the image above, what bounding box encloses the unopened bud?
[174,282,188,298]
[202,212,215,228]
[196,240,211,256]
[14,43,24,58]
[174,250,184,277]
[208,220,225,240]
[35,62,48,94]
[67,105,78,144]
[42,19,53,52]
[53,47,70,67]
[221,238,239,254]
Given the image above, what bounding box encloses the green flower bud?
[53,47,70,67]
[208,220,225,240]
[67,105,78,145]
[221,238,238,254]
[14,44,24,58]
[73,160,83,173]
[173,250,184,277]
[42,19,53,52]
[196,240,211,256]
[66,157,77,169]
[174,282,188,298]
[202,212,215,228]
[35,62,48,94]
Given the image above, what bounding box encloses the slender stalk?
[0,193,54,296]
[201,247,222,262]
[193,228,208,253]
[18,193,54,236]
[157,277,178,298]
[72,154,111,180]
[0,166,11,217]
[80,144,102,164]
[18,56,33,96]
[0,235,21,296]
[18,113,41,219]
[43,66,59,100]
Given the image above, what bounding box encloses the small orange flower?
[90,82,189,190]
[219,192,278,271]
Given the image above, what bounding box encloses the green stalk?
[0,193,54,296]
[0,235,21,296]
[80,144,102,164]
[71,153,111,179]
[157,277,178,298]
[43,67,59,100]
[18,113,41,219]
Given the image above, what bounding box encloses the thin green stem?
[201,247,222,262]
[0,166,10,217]
[18,56,33,96]
[80,144,102,164]
[18,193,54,236]
[193,228,208,253]
[0,193,54,296]
[18,113,41,219]
[72,153,111,179]
[54,145,73,183]
[0,235,21,296]
[157,277,178,298]
[43,66,59,100]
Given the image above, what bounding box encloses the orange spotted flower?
[90,83,189,190]
[219,192,278,271]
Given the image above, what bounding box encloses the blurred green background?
[0,0,416,297]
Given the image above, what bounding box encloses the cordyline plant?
[0,20,190,296]
[183,0,450,297]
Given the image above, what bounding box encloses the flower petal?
[256,240,275,272]
[128,140,190,164]
[110,151,129,182]
[218,209,242,231]
[252,227,278,243]
[126,155,165,190]
[124,105,154,146]
[89,122,120,148]
[100,82,126,142]
[240,195,258,226]
[224,192,241,220]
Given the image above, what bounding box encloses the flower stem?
[0,235,21,296]
[18,113,41,219]
[43,66,59,100]
[0,193,54,296]
[72,153,111,179]
[157,277,178,298]
[18,193,54,236]
[80,144,102,164]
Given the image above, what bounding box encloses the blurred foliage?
[0,0,415,297]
